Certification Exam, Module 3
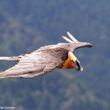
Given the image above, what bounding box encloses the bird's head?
[62,51,83,71]
[61,32,93,72]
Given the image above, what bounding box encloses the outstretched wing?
[32,32,92,55]
[62,32,93,52]
[0,50,64,78]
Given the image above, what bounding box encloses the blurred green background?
[0,0,110,110]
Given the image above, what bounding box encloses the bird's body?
[0,32,93,78]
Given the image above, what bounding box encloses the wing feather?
[0,51,63,78]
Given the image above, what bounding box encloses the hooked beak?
[75,60,83,72]
[73,60,83,72]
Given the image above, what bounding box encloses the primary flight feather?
[0,32,93,78]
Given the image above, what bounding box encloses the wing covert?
[0,51,63,78]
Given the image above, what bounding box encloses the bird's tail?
[0,56,20,61]
[0,72,7,78]
[0,56,20,78]
[0,71,16,79]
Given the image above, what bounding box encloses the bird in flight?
[0,32,93,78]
